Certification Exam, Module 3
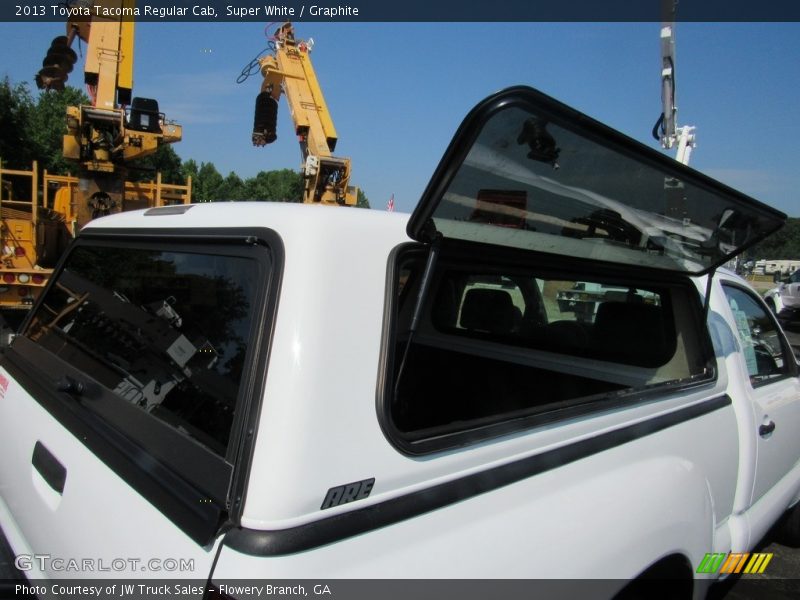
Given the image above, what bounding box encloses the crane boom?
[252,23,357,206]
[653,4,696,221]
[654,3,695,166]
[36,0,182,227]
[0,0,188,316]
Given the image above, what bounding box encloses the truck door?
[720,282,800,504]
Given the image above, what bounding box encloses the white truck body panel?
[0,364,220,578]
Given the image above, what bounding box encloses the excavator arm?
[252,23,357,206]
[36,0,182,226]
[0,0,189,316]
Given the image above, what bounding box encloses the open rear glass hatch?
[408,86,786,275]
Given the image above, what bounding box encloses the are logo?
[320,478,375,510]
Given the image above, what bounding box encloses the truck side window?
[722,284,789,385]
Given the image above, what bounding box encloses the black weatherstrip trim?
[225,395,731,556]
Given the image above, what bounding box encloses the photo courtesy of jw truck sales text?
[1,22,800,599]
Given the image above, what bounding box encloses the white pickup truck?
[764,269,800,329]
[1,86,799,599]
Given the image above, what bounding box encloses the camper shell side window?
[381,244,714,454]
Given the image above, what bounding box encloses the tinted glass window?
[722,284,789,385]
[24,245,260,455]
[387,253,709,443]
[414,91,784,274]
[430,270,672,368]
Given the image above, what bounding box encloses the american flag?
[387,194,395,212]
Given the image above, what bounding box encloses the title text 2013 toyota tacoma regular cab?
[1,87,799,598]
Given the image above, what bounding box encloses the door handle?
[759,420,776,437]
[31,441,67,495]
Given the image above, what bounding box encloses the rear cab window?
[5,230,279,543]
[27,244,256,454]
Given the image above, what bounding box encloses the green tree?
[0,77,34,169]
[218,172,246,201]
[181,158,199,183]
[750,217,800,260]
[27,86,89,175]
[194,161,224,202]
[245,169,302,201]
[356,188,370,209]
[127,144,185,184]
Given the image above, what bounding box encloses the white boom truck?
[0,87,798,600]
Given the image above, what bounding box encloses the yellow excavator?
[0,0,186,322]
[250,22,358,206]
[36,0,183,226]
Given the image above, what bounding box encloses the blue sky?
[1,21,798,216]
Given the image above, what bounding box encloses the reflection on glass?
[431,105,779,273]
[26,246,259,455]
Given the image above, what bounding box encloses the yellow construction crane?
[0,1,188,321]
[250,22,357,206]
[36,0,182,227]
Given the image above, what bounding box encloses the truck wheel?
[765,297,777,315]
